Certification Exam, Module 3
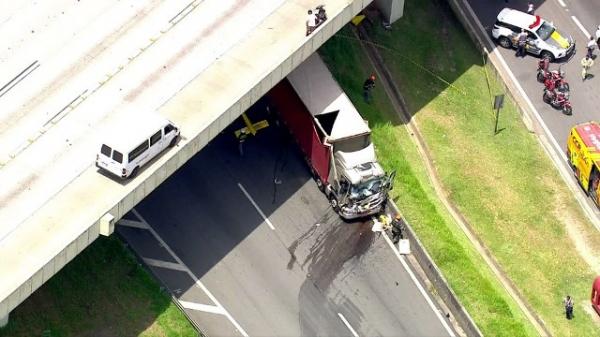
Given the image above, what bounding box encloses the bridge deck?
[0,0,369,317]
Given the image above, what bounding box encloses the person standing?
[515,29,528,57]
[587,36,596,58]
[581,55,594,81]
[306,9,316,36]
[527,2,535,15]
[363,74,376,103]
[563,295,574,319]
[391,214,404,244]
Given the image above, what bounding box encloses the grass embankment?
[0,237,197,337]
[320,0,600,336]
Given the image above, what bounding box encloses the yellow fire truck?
[567,121,600,206]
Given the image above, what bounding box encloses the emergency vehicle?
[567,121,600,206]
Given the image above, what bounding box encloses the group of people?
[305,5,327,36]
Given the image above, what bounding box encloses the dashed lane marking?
[238,182,275,230]
[143,258,187,271]
[337,313,359,337]
[571,15,590,37]
[557,0,567,8]
[131,208,249,337]
[180,300,227,315]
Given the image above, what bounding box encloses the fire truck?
[567,121,600,206]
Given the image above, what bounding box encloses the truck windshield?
[536,22,555,41]
[349,178,383,199]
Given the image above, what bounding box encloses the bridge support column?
[0,312,8,328]
[374,0,405,25]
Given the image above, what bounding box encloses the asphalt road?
[120,103,456,337]
[467,0,600,212]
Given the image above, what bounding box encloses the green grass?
[320,0,600,335]
[0,236,197,337]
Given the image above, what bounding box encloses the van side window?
[112,150,123,163]
[101,144,112,157]
[150,130,162,146]
[129,140,149,162]
[164,124,176,134]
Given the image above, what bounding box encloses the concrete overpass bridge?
[0,0,392,326]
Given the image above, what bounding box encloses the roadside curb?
[446,1,600,231]
[351,23,483,337]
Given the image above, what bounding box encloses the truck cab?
[267,54,394,219]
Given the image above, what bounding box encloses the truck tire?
[329,196,340,212]
[315,178,324,192]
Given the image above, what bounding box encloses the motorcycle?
[315,5,327,25]
[543,88,572,115]
[538,68,569,92]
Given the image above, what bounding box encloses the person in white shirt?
[527,2,534,15]
[306,9,316,36]
[587,36,596,58]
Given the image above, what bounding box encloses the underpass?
[118,102,456,336]
[0,0,374,325]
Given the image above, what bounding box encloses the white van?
[96,114,180,179]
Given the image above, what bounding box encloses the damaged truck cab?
[267,54,394,219]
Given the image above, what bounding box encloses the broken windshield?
[349,177,384,199]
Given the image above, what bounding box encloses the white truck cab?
[95,113,180,179]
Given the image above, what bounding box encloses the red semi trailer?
[266,54,394,219]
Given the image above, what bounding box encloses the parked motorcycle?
[538,69,569,92]
[315,5,327,25]
[543,88,572,115]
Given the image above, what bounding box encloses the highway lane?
[125,104,456,336]
[466,0,600,213]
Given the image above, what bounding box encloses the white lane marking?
[571,16,590,37]
[238,182,275,230]
[143,258,187,271]
[117,218,149,229]
[132,209,249,337]
[180,300,226,315]
[382,233,456,337]
[557,0,567,8]
[337,313,359,337]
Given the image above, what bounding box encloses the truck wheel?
[315,177,324,192]
[329,196,340,212]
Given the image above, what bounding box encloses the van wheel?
[169,136,178,148]
[315,177,324,192]
[130,166,140,179]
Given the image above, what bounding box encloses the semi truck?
[266,54,394,219]
[567,121,600,207]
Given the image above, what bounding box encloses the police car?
[492,8,575,61]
